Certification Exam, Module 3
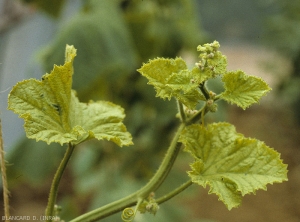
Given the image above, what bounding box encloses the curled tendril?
[121,207,136,222]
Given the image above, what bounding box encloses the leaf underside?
[8,45,133,146]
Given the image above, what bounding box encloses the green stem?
[45,143,75,221]
[199,82,210,100]
[177,100,186,123]
[138,124,184,197]
[156,180,193,205]
[214,94,221,101]
[70,124,185,222]
[186,105,208,125]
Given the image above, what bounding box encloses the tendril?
[121,207,135,222]
[121,198,144,222]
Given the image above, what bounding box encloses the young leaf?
[8,45,133,147]
[179,122,288,210]
[196,41,227,78]
[166,68,206,107]
[137,58,205,109]
[220,71,271,109]
[137,57,187,99]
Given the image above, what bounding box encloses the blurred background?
[0,0,299,221]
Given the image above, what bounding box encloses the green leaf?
[137,58,205,109]
[8,45,133,147]
[220,71,272,109]
[179,122,288,210]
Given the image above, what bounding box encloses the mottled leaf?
[8,45,133,147]
[137,58,205,109]
[220,71,271,109]
[179,122,288,210]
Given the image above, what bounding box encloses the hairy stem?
[45,143,75,221]
[156,180,193,205]
[0,118,10,222]
[70,124,185,222]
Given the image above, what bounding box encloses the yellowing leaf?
[220,71,271,109]
[8,45,133,147]
[179,122,288,210]
[137,42,231,109]
[166,67,209,91]
[137,58,205,109]
[137,57,187,98]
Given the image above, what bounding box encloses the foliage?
[7,4,206,221]
[4,0,289,221]
[6,41,288,221]
[138,41,287,212]
[179,122,286,210]
[7,0,206,220]
[8,45,132,147]
[259,0,300,124]
[221,71,271,109]
[138,41,271,110]
[260,0,300,59]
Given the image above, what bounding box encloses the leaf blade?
[220,71,272,109]
[179,122,288,210]
[8,45,133,147]
[77,99,133,146]
[137,58,205,109]
[138,57,187,99]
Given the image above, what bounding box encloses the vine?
[6,41,288,221]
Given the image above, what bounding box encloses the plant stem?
[199,82,210,100]
[213,94,221,101]
[177,100,186,123]
[156,180,193,205]
[186,105,208,125]
[70,124,185,222]
[0,118,10,222]
[45,143,75,221]
[138,124,184,197]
